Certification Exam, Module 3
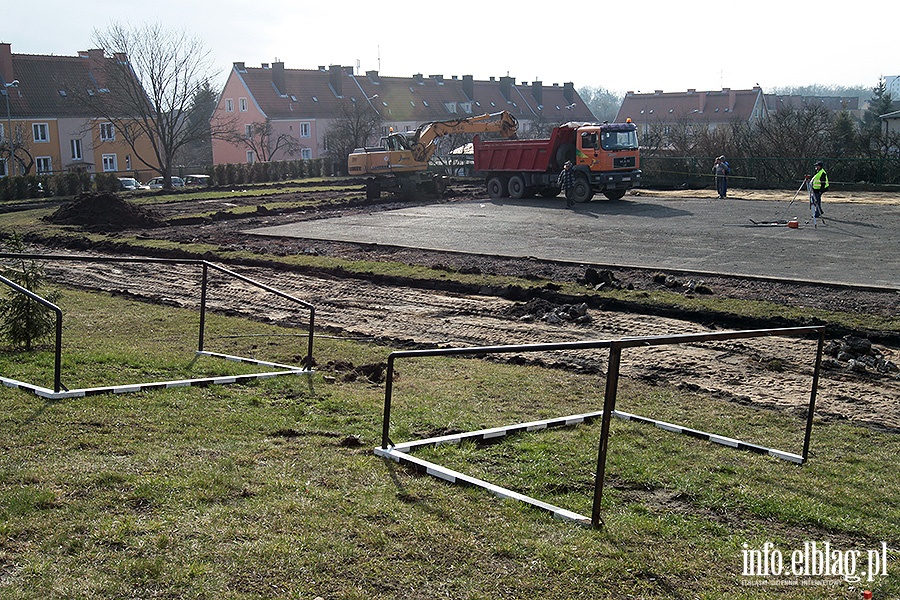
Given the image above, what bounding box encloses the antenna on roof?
[377,45,381,72]
[356,59,360,75]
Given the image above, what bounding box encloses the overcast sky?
[4,1,897,95]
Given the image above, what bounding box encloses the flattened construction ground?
[250,190,900,287]
[36,185,900,434]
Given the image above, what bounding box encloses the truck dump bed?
[473,127,576,173]
[474,137,553,172]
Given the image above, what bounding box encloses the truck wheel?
[572,176,594,203]
[603,189,626,201]
[508,175,526,199]
[487,176,507,199]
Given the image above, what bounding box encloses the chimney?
[87,48,105,70]
[563,82,575,104]
[261,63,269,69]
[462,74,474,99]
[272,61,285,94]
[413,73,424,84]
[366,69,380,84]
[430,74,443,83]
[233,62,246,71]
[0,43,13,85]
[531,80,542,106]
[499,75,514,101]
[329,64,343,97]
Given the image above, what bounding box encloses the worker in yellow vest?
[810,160,829,218]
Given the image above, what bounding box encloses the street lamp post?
[3,80,19,176]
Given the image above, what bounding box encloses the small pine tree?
[0,235,62,351]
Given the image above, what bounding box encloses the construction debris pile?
[503,298,593,325]
[44,192,165,231]
[823,335,899,376]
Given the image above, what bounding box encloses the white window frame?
[299,122,311,138]
[225,98,234,112]
[244,124,253,138]
[239,97,248,112]
[36,156,52,174]
[100,122,115,141]
[246,150,255,164]
[33,123,49,143]
[300,148,312,160]
[101,153,118,172]
[70,138,83,161]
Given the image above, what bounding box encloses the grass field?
[0,287,897,599]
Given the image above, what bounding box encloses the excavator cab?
[381,132,414,152]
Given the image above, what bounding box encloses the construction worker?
[713,155,730,199]
[558,161,576,208]
[811,160,829,218]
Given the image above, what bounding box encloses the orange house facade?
[1,43,159,181]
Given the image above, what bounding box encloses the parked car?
[147,176,185,189]
[183,174,211,187]
[118,177,147,191]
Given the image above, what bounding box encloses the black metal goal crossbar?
[0,253,315,398]
[375,326,826,528]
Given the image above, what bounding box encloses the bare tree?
[324,101,382,175]
[73,22,234,188]
[223,119,300,163]
[0,122,34,175]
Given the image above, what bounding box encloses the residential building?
[765,94,862,120]
[886,75,900,99]
[882,109,900,138]
[0,43,159,180]
[210,62,597,165]
[615,87,768,143]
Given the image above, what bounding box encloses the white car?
[183,174,211,187]
[147,176,185,189]
[118,177,147,191]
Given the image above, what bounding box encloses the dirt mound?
[44,192,165,231]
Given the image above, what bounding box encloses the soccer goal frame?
[0,253,315,399]
[375,326,825,528]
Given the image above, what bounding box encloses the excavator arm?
[410,111,518,162]
[348,111,518,181]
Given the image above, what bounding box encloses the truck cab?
[570,121,641,200]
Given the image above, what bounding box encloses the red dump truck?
[473,120,641,202]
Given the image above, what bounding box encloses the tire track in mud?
[40,255,900,431]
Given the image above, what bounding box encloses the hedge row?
[202,158,335,186]
[0,158,338,201]
[0,172,124,201]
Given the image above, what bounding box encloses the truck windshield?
[600,129,639,151]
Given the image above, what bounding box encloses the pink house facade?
[210,62,597,166]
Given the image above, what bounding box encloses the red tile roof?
[1,45,136,119]
[230,63,598,125]
[616,87,767,125]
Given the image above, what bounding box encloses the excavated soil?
[12,183,900,434]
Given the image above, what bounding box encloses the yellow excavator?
[348,110,518,199]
